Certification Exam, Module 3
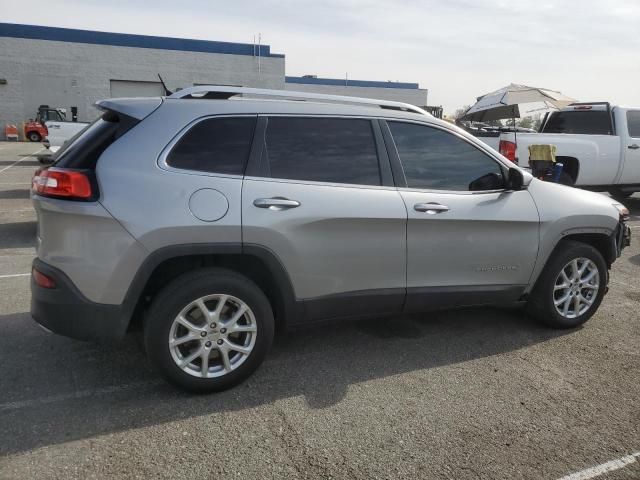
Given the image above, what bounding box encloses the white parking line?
[0,273,30,279]
[558,452,640,480]
[0,158,29,173]
[0,148,45,174]
[0,381,160,412]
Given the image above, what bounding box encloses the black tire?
[558,171,575,186]
[526,240,607,329]
[27,132,41,142]
[609,188,633,201]
[144,268,274,393]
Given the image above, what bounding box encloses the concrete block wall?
[0,37,284,139]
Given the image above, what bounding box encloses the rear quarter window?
[166,117,257,175]
[53,111,137,169]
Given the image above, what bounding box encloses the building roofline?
[0,22,285,58]
[285,76,419,90]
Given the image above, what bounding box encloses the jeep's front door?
[242,116,407,324]
[383,120,540,312]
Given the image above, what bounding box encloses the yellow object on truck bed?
[528,144,557,162]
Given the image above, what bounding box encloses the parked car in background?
[457,121,535,151]
[38,120,90,164]
[44,119,89,150]
[499,103,640,199]
[31,87,630,393]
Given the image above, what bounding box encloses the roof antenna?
[157,74,173,96]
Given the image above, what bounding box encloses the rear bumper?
[30,259,128,342]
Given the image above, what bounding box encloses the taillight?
[499,140,517,163]
[32,268,56,289]
[32,167,92,200]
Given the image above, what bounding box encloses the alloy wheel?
[168,294,257,378]
[553,258,600,319]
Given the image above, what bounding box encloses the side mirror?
[506,167,524,191]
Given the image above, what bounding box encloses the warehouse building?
[0,23,285,137]
[285,75,428,106]
[0,23,429,139]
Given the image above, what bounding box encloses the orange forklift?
[24,105,73,142]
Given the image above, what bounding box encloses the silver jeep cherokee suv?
[31,86,631,392]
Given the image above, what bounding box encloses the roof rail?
[568,101,610,107]
[168,85,430,116]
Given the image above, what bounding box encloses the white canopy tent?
[461,84,576,122]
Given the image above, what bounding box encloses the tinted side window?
[167,117,256,175]
[263,117,381,185]
[388,122,504,191]
[543,111,611,135]
[627,111,640,138]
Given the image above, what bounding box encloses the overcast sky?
[2,0,639,114]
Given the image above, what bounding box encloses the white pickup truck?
[498,102,640,199]
[44,120,89,153]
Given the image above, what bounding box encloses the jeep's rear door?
[383,120,540,312]
[242,116,407,324]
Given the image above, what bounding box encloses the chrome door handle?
[628,144,640,150]
[253,197,301,210]
[414,202,450,214]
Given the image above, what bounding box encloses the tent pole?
[513,115,517,162]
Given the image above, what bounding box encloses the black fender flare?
[120,243,300,330]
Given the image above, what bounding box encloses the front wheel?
[527,241,607,328]
[144,268,274,393]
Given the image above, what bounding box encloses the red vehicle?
[24,105,67,142]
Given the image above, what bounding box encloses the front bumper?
[31,259,128,342]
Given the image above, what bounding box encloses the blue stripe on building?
[0,23,285,58]
[285,76,419,90]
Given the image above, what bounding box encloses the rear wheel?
[144,268,274,393]
[527,241,607,328]
[27,131,41,142]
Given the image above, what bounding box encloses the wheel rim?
[168,294,257,378]
[553,257,600,319]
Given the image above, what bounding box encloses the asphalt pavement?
[0,141,638,479]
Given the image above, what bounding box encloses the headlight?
[613,203,630,221]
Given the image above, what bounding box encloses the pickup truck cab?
[499,103,640,198]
